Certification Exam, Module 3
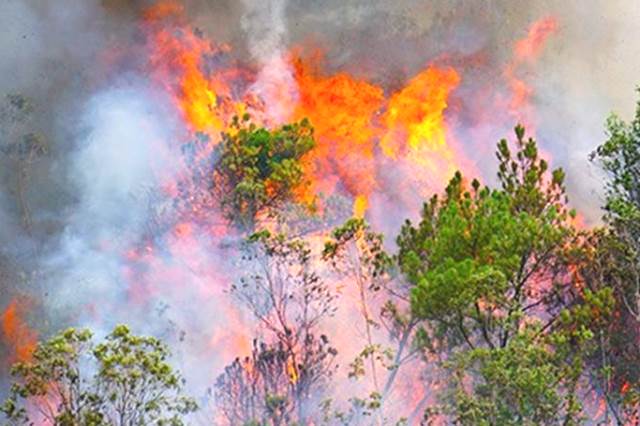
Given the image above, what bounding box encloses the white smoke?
[45,81,181,335]
[241,0,298,124]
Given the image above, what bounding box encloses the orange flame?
[515,17,559,62]
[286,356,299,384]
[144,7,247,142]
[292,57,384,211]
[1,299,37,364]
[141,4,471,218]
[505,17,559,126]
[126,7,570,420]
[381,66,461,184]
[292,59,463,215]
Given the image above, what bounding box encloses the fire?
[353,195,369,218]
[142,0,184,21]
[621,381,631,395]
[287,356,299,384]
[126,5,564,420]
[144,7,248,142]
[1,299,37,364]
[148,29,225,139]
[515,17,559,61]
[505,17,559,127]
[140,6,471,218]
[291,58,465,215]
[381,66,461,181]
[292,57,384,212]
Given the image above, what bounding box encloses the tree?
[322,218,419,424]
[2,325,197,425]
[588,91,640,422]
[212,114,315,231]
[398,126,610,423]
[215,231,337,425]
[428,290,612,425]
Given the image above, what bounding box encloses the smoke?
[46,82,179,329]
[241,0,298,123]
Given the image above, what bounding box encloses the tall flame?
[292,57,385,213]
[381,66,461,183]
[139,6,472,218]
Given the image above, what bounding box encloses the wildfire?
[286,356,299,384]
[144,5,247,142]
[141,6,471,218]
[291,59,465,216]
[123,5,563,420]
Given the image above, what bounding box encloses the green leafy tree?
[212,115,315,231]
[428,289,613,426]
[593,97,640,239]
[399,126,576,351]
[589,91,640,422]
[398,126,610,424]
[2,325,197,425]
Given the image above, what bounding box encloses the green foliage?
[396,126,608,423]
[593,99,640,233]
[1,328,97,425]
[1,325,196,425]
[398,126,576,350]
[323,218,392,283]
[323,218,420,424]
[433,328,565,425]
[92,325,197,425]
[496,124,569,217]
[430,315,605,426]
[213,114,315,230]
[589,90,640,420]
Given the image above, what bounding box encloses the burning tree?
[212,114,315,232]
[1,325,197,425]
[215,230,337,425]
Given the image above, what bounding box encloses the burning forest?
[1,0,640,424]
